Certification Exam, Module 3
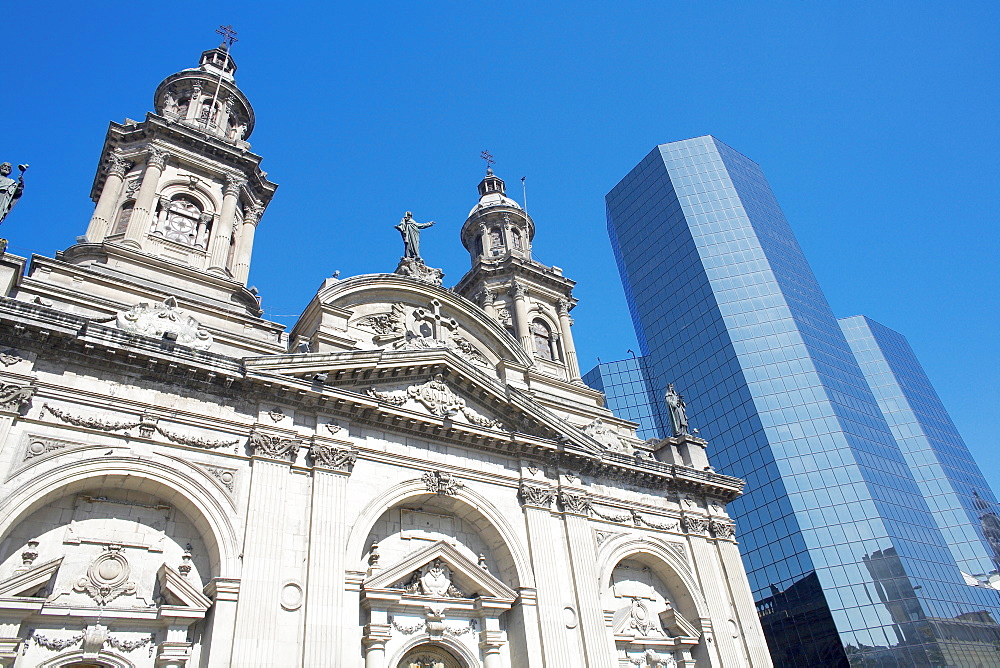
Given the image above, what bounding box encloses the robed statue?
[395,211,434,260]
[665,383,689,436]
[0,162,26,226]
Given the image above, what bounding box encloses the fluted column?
[714,526,773,667]
[519,483,572,667]
[85,150,131,242]
[479,287,497,319]
[556,299,582,380]
[510,281,532,355]
[559,490,613,667]
[230,432,296,666]
[121,146,168,249]
[208,173,245,275]
[232,203,262,283]
[302,442,356,665]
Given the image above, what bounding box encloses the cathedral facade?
[0,46,771,668]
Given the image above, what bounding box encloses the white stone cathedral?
[0,44,772,668]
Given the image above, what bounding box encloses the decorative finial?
[480,150,495,175]
[215,24,239,50]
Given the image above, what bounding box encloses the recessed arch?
[597,533,710,622]
[391,634,480,668]
[158,179,220,213]
[37,649,134,668]
[345,478,534,589]
[0,457,240,578]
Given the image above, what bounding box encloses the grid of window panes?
[582,356,663,441]
[606,136,1000,666]
[841,315,1000,580]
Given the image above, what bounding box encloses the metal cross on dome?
[216,25,239,49]
[480,150,495,172]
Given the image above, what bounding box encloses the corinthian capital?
[519,482,556,509]
[244,203,265,226]
[146,147,169,170]
[224,173,248,197]
[509,281,527,300]
[559,490,591,515]
[106,150,133,178]
[556,298,571,316]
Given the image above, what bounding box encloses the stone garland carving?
[73,545,137,605]
[31,631,85,651]
[155,425,239,449]
[115,296,213,351]
[0,382,34,411]
[247,430,300,460]
[627,649,678,668]
[422,470,464,495]
[389,617,476,637]
[519,483,556,509]
[366,387,407,405]
[106,634,155,653]
[391,619,425,635]
[310,443,358,471]
[559,491,592,515]
[681,516,710,535]
[636,513,681,532]
[710,519,736,539]
[392,559,466,598]
[591,505,632,523]
[43,403,141,432]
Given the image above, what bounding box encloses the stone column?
[203,578,240,668]
[362,622,391,668]
[122,147,169,250]
[230,433,297,666]
[713,523,773,667]
[478,287,497,319]
[559,490,613,668]
[232,203,263,284]
[519,483,572,668]
[510,282,533,356]
[208,174,246,275]
[556,299,582,381]
[302,442,356,665]
[151,194,170,235]
[85,150,131,242]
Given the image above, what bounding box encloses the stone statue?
[0,163,26,226]
[395,211,434,260]
[665,383,689,436]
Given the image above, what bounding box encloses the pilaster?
[684,517,742,667]
[302,439,357,665]
[519,482,572,667]
[230,429,298,666]
[715,530,773,667]
[203,578,240,668]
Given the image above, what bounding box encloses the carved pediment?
[366,374,505,431]
[365,540,516,603]
[115,296,213,350]
[0,556,63,598]
[156,563,211,612]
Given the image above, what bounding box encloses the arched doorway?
[397,643,465,668]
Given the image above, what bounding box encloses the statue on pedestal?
[395,211,434,260]
[665,383,689,437]
[0,162,26,227]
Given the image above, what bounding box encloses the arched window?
[532,319,556,360]
[489,227,504,250]
[113,200,135,235]
[512,228,523,251]
[474,236,483,257]
[161,196,203,246]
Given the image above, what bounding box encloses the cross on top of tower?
[480,150,495,175]
[216,25,239,50]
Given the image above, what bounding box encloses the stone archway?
[397,643,466,668]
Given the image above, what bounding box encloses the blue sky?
[6,3,998,491]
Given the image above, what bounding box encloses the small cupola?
[477,168,506,198]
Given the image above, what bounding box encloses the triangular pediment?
[156,563,211,611]
[0,556,63,598]
[365,540,516,603]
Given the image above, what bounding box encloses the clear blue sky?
[6,3,998,490]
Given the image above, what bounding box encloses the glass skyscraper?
[581,355,662,440]
[600,136,1000,666]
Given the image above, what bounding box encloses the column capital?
[709,519,737,540]
[308,441,357,473]
[106,150,133,178]
[477,287,494,307]
[509,281,527,300]
[556,298,571,316]
[362,623,392,648]
[558,490,592,516]
[681,515,709,535]
[243,202,265,226]
[145,146,169,170]
[224,173,248,196]
[519,482,556,509]
[246,427,300,462]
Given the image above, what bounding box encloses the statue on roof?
[0,162,26,227]
[665,383,689,437]
[395,211,434,260]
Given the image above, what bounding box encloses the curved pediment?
[289,274,534,375]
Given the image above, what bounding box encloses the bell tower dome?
[454,165,582,383]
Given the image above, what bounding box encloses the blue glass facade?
[605,136,1000,666]
[840,315,1000,581]
[582,356,662,440]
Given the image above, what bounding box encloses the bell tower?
[454,166,582,383]
[14,36,285,356]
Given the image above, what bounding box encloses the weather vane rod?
[480,150,495,173]
[205,25,239,130]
